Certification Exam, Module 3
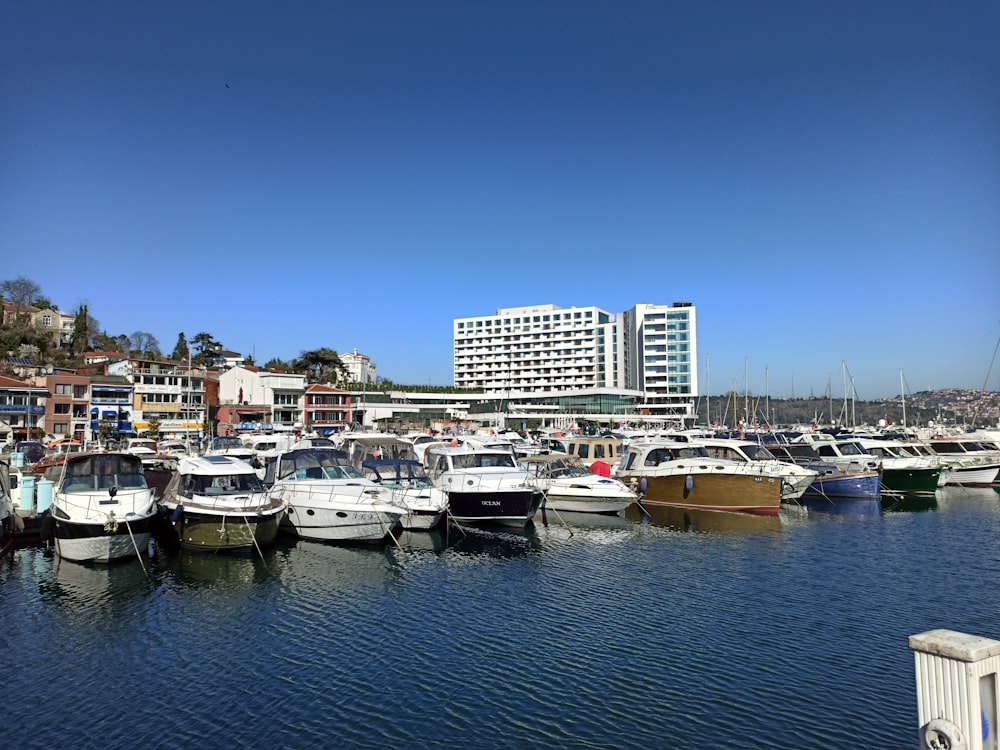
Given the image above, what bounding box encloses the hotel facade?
[452,302,697,424]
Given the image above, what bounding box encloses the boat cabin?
[539,436,624,466]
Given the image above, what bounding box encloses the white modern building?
[621,302,698,414]
[218,366,305,433]
[106,357,205,439]
[453,302,697,422]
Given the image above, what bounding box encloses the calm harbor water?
[4,486,999,749]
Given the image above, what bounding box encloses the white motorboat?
[159,455,286,551]
[45,452,158,563]
[203,435,254,462]
[516,454,636,514]
[424,445,543,526]
[263,448,405,543]
[924,438,1000,487]
[360,458,449,530]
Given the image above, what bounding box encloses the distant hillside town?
[1,276,996,444]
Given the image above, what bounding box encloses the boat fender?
[172,504,184,523]
[923,718,965,750]
[685,474,693,492]
[639,477,647,494]
[38,511,54,544]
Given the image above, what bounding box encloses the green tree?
[292,348,348,384]
[171,332,190,361]
[71,304,90,355]
[264,358,291,372]
[190,332,219,364]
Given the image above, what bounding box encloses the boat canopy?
[362,458,433,484]
[265,448,358,484]
[60,453,148,491]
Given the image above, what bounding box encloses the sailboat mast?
[900,369,907,429]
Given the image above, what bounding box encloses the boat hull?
[939,464,1000,487]
[542,493,634,514]
[801,471,881,500]
[169,508,283,551]
[446,489,544,526]
[280,506,401,542]
[53,515,155,563]
[879,467,941,496]
[627,472,782,516]
[400,509,446,530]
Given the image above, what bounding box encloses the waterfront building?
[453,302,698,424]
[88,375,134,443]
[217,366,305,435]
[36,372,90,441]
[304,383,351,434]
[621,302,698,420]
[106,357,205,441]
[0,374,48,445]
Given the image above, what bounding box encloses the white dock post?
[910,629,1000,750]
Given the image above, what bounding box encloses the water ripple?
[4,488,999,748]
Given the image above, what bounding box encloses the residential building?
[107,356,205,440]
[214,349,246,370]
[304,383,351,433]
[2,303,76,349]
[0,375,48,445]
[341,348,376,384]
[37,372,90,440]
[621,302,698,420]
[217,366,305,434]
[89,375,134,443]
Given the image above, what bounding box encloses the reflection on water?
[5,480,1000,750]
[277,537,403,594]
[39,554,155,612]
[166,545,279,588]
[935,485,1000,513]
[444,523,543,559]
[881,494,938,513]
[534,507,632,531]
[795,496,883,518]
[624,503,783,533]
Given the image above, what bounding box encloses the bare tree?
[129,331,161,357]
[0,276,43,327]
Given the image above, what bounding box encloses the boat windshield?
[742,444,776,461]
[836,441,869,456]
[61,454,149,492]
[643,446,709,467]
[452,453,516,469]
[185,472,264,496]
[208,437,245,451]
[550,464,592,479]
[275,449,362,481]
[363,460,434,487]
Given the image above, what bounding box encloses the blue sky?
[3,1,998,399]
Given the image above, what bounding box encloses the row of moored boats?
[2,426,998,565]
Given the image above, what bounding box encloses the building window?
[55,384,71,395]
[54,403,70,414]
